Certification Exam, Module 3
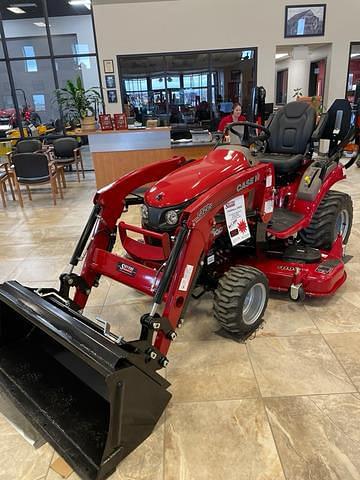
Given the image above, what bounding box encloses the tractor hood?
[145,147,251,208]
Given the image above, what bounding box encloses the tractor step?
[268,208,305,234]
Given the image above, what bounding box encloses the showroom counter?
[84,127,214,189]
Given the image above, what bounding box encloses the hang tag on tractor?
[224,194,251,246]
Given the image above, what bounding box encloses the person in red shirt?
[217,103,246,132]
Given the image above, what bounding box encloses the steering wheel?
[227,121,271,148]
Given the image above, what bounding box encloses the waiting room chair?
[11,152,64,208]
[51,137,85,183]
[7,138,43,165]
[14,138,43,154]
[0,162,15,208]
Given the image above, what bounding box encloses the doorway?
[309,58,326,98]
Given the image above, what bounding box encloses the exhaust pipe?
[0,281,170,480]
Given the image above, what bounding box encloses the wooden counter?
[87,128,214,189]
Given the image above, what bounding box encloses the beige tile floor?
[0,165,360,480]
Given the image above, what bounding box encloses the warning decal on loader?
[179,265,194,291]
[224,194,251,246]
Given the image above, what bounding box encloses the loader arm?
[71,155,188,308]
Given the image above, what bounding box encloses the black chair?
[258,102,316,176]
[51,137,85,183]
[12,152,63,207]
[14,138,42,154]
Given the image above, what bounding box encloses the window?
[23,46,38,73]
[32,94,45,111]
[119,49,256,126]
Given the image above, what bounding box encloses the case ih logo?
[236,174,260,192]
[117,262,137,277]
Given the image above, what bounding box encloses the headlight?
[141,204,149,220]
[165,209,179,225]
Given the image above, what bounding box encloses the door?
[309,58,326,98]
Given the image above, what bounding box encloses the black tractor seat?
[258,153,304,175]
[260,101,316,175]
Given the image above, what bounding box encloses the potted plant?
[292,87,303,99]
[55,77,102,131]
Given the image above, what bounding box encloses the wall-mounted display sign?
[103,59,114,73]
[107,89,118,103]
[285,4,326,38]
[105,75,116,88]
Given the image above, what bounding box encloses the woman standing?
[217,103,246,132]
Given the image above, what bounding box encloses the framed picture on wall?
[285,4,326,38]
[103,59,114,73]
[107,89,118,103]
[105,75,116,89]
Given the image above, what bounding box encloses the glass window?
[347,43,360,102]
[1,0,50,57]
[0,34,4,59]
[32,94,45,111]
[48,1,96,56]
[55,56,102,118]
[0,62,14,127]
[211,49,256,119]
[23,46,38,72]
[55,56,100,91]
[11,59,59,124]
[124,78,147,92]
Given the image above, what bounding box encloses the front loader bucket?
[0,281,171,480]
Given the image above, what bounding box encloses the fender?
[291,163,346,230]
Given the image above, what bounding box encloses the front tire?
[213,266,269,336]
[299,190,353,249]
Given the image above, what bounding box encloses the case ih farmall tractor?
[0,97,358,480]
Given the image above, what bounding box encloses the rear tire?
[299,190,353,249]
[213,266,269,336]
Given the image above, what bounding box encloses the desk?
[78,128,215,189]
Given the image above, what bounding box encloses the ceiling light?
[13,3,37,6]
[68,0,91,9]
[7,6,26,14]
[275,53,289,59]
[34,22,50,27]
[351,53,360,58]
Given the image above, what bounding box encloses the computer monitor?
[219,102,233,113]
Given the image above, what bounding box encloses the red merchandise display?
[99,114,113,130]
[114,113,128,130]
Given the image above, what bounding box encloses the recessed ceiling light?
[13,3,37,6]
[7,6,26,14]
[34,22,49,27]
[351,53,360,58]
[68,0,91,9]
[275,53,289,59]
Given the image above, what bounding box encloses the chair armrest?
[73,147,81,159]
[0,162,10,175]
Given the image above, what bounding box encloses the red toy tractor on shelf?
[0,97,358,480]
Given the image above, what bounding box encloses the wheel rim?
[242,283,267,325]
[335,209,350,240]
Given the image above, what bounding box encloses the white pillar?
[257,43,276,103]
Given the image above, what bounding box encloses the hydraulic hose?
[153,225,189,306]
[70,204,101,266]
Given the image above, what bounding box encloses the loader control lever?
[228,122,270,148]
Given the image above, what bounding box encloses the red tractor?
[0,99,358,480]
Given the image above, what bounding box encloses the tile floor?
[0,162,360,480]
